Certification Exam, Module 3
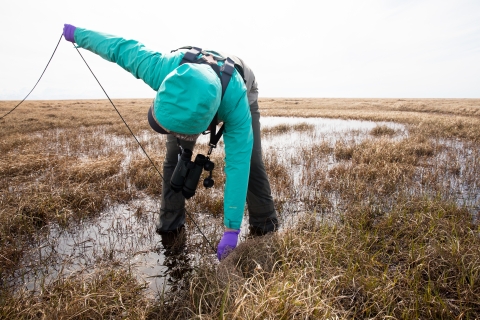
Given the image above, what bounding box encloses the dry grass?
[262,122,315,135]
[1,98,479,319]
[150,99,479,319]
[259,98,480,141]
[165,198,479,319]
[0,99,152,137]
[1,266,151,319]
[128,158,163,196]
[370,124,397,137]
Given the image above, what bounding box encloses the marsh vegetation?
[0,98,479,319]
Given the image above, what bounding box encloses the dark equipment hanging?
[168,47,242,199]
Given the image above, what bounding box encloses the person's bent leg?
[156,134,196,233]
[247,101,279,235]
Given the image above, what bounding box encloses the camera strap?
[207,114,224,156]
[176,138,184,160]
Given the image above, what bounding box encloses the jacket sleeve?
[73,28,182,91]
[221,93,253,230]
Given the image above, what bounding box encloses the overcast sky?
[1,0,479,100]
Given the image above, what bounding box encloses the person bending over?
[63,24,278,260]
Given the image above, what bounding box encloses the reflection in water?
[13,199,169,294]
[156,227,192,290]
[260,117,406,160]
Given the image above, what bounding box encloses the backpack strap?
[220,58,235,98]
[178,46,202,64]
[174,46,247,84]
[178,47,235,99]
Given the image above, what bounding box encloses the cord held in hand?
[63,24,76,43]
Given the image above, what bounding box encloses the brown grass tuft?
[157,198,479,319]
[1,98,478,319]
[1,266,150,319]
[128,158,163,196]
[370,124,397,137]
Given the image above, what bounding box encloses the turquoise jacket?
[74,28,253,230]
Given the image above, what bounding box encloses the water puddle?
[11,116,479,297]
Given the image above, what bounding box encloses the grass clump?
[128,158,163,196]
[334,140,355,160]
[370,124,396,137]
[65,156,123,183]
[1,267,150,319]
[262,123,291,135]
[329,136,434,201]
[292,122,315,132]
[262,122,315,135]
[155,197,479,319]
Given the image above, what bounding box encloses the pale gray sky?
[1,0,479,100]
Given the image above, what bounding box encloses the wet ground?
[10,116,479,296]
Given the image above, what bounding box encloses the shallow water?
[12,116,479,296]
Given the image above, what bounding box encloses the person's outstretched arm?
[64,24,182,91]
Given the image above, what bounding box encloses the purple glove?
[63,24,77,43]
[217,229,240,260]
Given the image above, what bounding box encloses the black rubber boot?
[249,217,279,237]
[156,225,186,254]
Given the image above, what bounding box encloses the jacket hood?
[153,63,221,135]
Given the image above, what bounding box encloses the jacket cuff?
[224,218,241,230]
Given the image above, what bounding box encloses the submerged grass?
[0,98,479,319]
